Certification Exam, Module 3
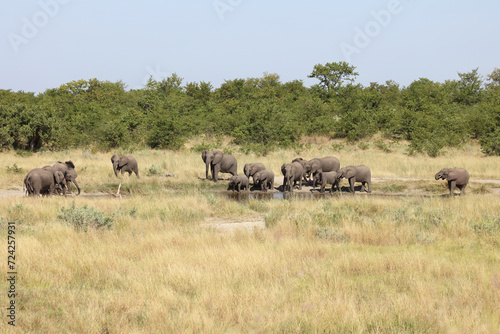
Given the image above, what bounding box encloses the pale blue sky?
[1,0,499,93]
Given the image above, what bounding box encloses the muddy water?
[223,191,347,201]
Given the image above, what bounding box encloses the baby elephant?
[228,175,249,192]
[111,154,140,178]
[313,171,340,193]
[253,169,275,192]
[435,168,470,196]
[337,165,371,194]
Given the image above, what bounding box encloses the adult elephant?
[202,150,237,182]
[305,156,341,185]
[243,163,266,184]
[45,161,81,195]
[111,155,140,179]
[336,165,371,195]
[281,162,303,192]
[291,158,310,183]
[24,168,66,196]
[435,168,470,196]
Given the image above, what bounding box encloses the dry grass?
[0,142,499,333]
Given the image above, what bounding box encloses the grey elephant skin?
[44,161,81,195]
[435,168,470,196]
[305,156,340,184]
[24,168,66,196]
[111,155,140,178]
[243,163,266,184]
[202,150,237,182]
[281,162,304,192]
[313,171,340,193]
[337,165,371,194]
[228,175,249,192]
[291,158,310,183]
[253,169,275,192]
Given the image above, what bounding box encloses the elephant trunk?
[72,179,81,195]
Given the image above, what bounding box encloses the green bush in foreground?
[57,201,113,231]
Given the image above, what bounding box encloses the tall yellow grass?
[0,142,499,333]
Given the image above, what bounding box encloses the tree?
[308,61,359,98]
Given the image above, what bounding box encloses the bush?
[57,201,113,231]
[480,128,500,156]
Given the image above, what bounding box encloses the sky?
[0,0,499,93]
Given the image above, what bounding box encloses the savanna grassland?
[0,139,499,333]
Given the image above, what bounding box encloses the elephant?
[281,162,304,192]
[228,175,249,192]
[305,156,341,186]
[111,154,140,178]
[24,168,66,196]
[313,171,340,193]
[202,150,238,182]
[291,158,310,183]
[253,169,275,192]
[336,165,371,194]
[44,161,81,195]
[243,163,266,184]
[435,168,470,196]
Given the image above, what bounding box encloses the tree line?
[1,62,499,156]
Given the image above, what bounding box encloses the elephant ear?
[65,161,75,169]
[212,151,224,165]
[202,150,209,163]
[54,171,64,184]
[118,156,129,168]
[345,167,356,179]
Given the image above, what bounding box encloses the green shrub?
[6,163,24,174]
[480,128,500,156]
[57,201,113,231]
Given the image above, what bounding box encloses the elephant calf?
[228,175,249,192]
[435,168,470,196]
[253,169,275,192]
[337,165,371,195]
[111,154,140,178]
[243,163,266,184]
[313,171,340,193]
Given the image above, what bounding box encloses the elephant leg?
[367,180,371,193]
[459,184,466,196]
[212,165,220,182]
[349,178,356,194]
[448,180,456,196]
[361,182,366,192]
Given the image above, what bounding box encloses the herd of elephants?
[22,150,471,197]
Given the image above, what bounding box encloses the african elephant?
[313,171,340,193]
[281,162,304,192]
[202,150,237,182]
[111,155,140,178]
[291,158,310,182]
[305,156,341,186]
[44,161,81,195]
[253,169,275,192]
[24,168,66,196]
[337,165,371,194]
[435,168,470,196]
[228,175,249,192]
[243,163,266,184]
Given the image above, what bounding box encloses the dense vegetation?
[1,62,499,156]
